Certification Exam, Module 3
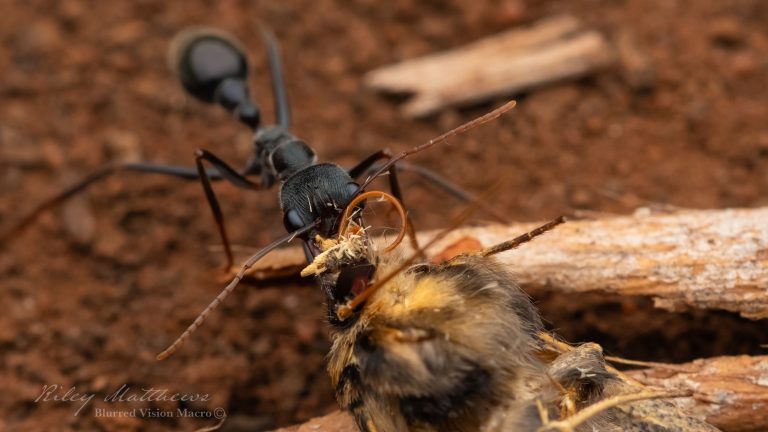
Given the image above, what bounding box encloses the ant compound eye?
[170,28,249,103]
[283,209,306,232]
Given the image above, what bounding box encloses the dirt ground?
[1,0,767,431]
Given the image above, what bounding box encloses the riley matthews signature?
[34,384,211,416]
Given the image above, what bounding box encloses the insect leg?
[260,28,291,130]
[348,149,392,180]
[348,150,420,251]
[194,149,261,270]
[395,161,509,223]
[0,162,226,243]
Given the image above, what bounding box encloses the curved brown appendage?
[338,190,407,253]
[336,202,479,321]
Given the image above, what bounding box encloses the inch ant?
[1,27,507,271]
[1,26,517,359]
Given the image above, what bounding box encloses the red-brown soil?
[1,1,767,431]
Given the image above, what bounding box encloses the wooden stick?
[364,15,615,117]
[627,355,768,432]
[275,351,768,431]
[239,206,768,319]
[616,30,655,90]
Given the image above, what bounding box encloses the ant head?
[170,27,259,128]
[280,164,359,245]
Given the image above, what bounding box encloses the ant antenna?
[156,223,314,360]
[480,216,566,257]
[338,191,408,252]
[260,28,291,129]
[353,101,517,197]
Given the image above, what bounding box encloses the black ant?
[1,27,507,271]
[0,27,517,359]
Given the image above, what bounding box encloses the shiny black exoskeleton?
[3,26,492,270]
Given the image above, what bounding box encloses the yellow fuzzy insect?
[310,216,568,431]
[307,212,719,432]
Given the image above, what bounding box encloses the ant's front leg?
[349,150,421,252]
[194,149,261,270]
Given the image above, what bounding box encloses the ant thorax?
[250,126,315,187]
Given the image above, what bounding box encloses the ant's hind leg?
[194,149,261,270]
[395,162,508,224]
[0,162,227,244]
[259,28,291,130]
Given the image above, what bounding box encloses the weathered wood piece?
[274,410,356,432]
[364,15,615,117]
[241,207,768,319]
[274,352,768,431]
[627,355,768,432]
[616,30,655,90]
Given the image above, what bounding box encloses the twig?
[364,15,614,117]
[241,206,768,319]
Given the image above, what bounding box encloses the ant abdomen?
[169,28,259,128]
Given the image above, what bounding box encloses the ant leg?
[348,150,421,251]
[347,149,392,180]
[383,162,422,253]
[260,28,291,129]
[194,149,261,270]
[0,162,227,243]
[395,162,508,224]
[124,163,225,180]
[395,161,473,200]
